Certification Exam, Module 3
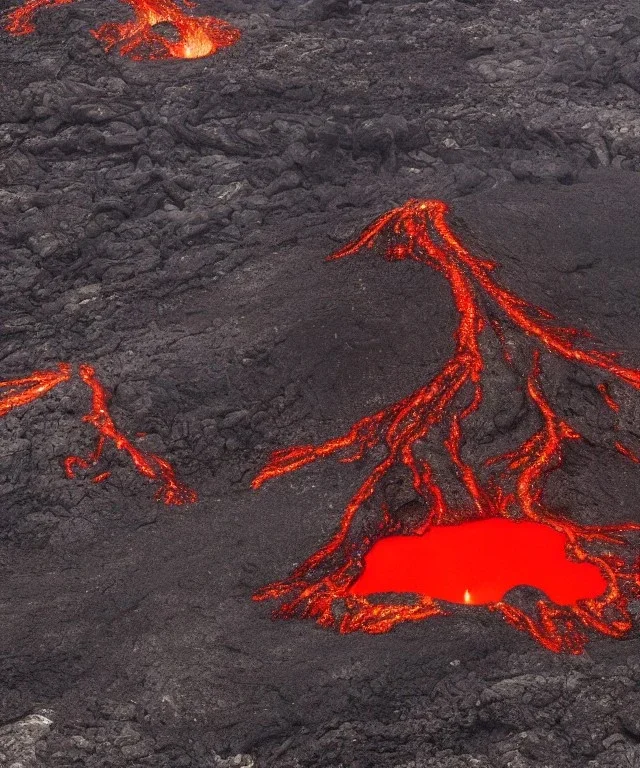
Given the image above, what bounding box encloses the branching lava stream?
[0,362,197,505]
[252,199,640,654]
[5,0,240,60]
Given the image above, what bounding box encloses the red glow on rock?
[348,518,608,606]
[0,363,197,505]
[5,0,240,60]
[252,199,640,654]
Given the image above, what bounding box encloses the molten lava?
[0,363,197,505]
[252,199,640,654]
[348,518,608,606]
[5,0,240,60]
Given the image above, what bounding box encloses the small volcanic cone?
[4,0,241,60]
[252,200,640,654]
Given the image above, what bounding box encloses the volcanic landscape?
[3,0,640,766]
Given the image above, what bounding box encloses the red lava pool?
[347,518,608,606]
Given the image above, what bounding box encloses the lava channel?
[0,362,197,505]
[4,0,241,60]
[252,199,640,654]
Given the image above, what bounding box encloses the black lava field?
[3,1,640,766]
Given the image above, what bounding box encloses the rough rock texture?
[3,0,640,766]
[0,713,52,767]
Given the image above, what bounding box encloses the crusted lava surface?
[3,0,640,766]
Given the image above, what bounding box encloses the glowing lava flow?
[252,199,640,654]
[0,363,197,505]
[5,0,240,60]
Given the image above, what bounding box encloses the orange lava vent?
[252,199,640,654]
[4,0,240,60]
[0,362,197,505]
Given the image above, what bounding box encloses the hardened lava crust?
[3,0,640,766]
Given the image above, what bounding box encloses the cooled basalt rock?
[0,713,53,768]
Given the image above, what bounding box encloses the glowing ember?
[252,199,640,654]
[4,0,240,60]
[0,363,197,505]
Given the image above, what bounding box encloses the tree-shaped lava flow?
[0,362,197,505]
[252,199,640,654]
[4,0,240,60]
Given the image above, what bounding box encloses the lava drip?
[4,0,240,60]
[0,362,197,505]
[252,199,640,654]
